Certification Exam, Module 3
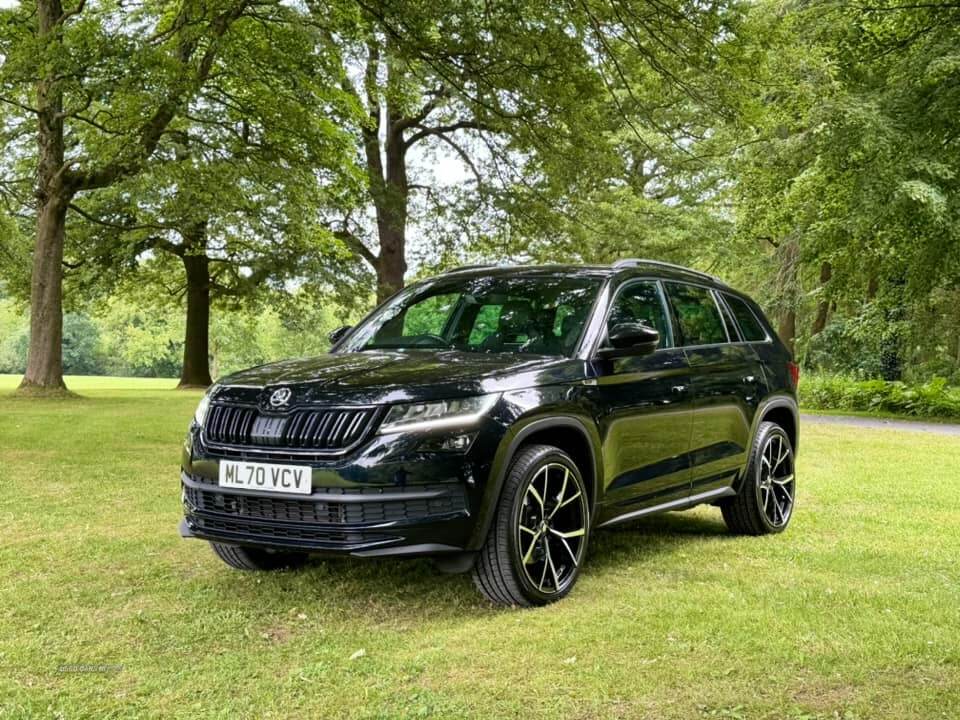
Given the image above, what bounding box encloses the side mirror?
[597,323,659,359]
[328,325,352,346]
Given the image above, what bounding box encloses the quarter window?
[607,281,672,349]
[724,294,768,342]
[665,283,728,346]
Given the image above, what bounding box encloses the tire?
[721,421,796,535]
[209,542,309,571]
[472,444,591,607]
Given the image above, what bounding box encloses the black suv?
[180,260,798,606]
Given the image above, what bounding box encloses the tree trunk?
[775,235,800,357]
[374,108,409,303]
[20,0,71,393]
[811,261,832,336]
[179,235,213,388]
[779,310,797,358]
[360,38,409,305]
[369,124,409,303]
[375,221,407,304]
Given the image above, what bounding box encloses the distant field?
[0,374,179,392]
[1,380,958,719]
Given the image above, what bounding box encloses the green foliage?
[61,314,102,376]
[0,296,27,374]
[0,292,365,379]
[802,374,960,418]
[720,0,960,379]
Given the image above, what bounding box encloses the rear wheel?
[722,421,796,535]
[209,542,309,571]
[472,444,590,606]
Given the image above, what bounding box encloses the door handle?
[742,375,757,384]
[671,384,688,394]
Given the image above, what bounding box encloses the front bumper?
[180,419,505,558]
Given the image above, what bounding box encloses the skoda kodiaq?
[180,260,799,606]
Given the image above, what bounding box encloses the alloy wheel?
[756,432,795,528]
[516,462,588,595]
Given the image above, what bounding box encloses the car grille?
[183,481,468,527]
[202,404,380,455]
[187,515,395,548]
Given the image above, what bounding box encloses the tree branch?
[392,86,448,136]
[57,0,87,26]
[67,203,179,238]
[68,0,252,193]
[334,227,378,268]
[423,130,484,187]
[405,119,488,149]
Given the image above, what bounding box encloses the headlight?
[193,384,219,427]
[378,394,500,434]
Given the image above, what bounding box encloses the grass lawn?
[1,375,958,719]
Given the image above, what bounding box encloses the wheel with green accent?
[721,421,796,535]
[472,444,590,606]
[209,542,309,571]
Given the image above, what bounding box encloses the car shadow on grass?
[204,551,492,620]
[585,509,733,572]
[197,510,733,617]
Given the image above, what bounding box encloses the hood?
[218,350,588,405]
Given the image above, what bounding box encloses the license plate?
[218,460,312,496]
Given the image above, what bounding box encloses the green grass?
[1,376,958,719]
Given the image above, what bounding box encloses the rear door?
[588,280,695,516]
[663,282,761,497]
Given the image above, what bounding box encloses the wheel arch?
[466,414,602,551]
[756,397,799,454]
[731,395,799,496]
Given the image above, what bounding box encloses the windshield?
[342,274,602,357]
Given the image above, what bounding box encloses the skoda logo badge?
[269,387,292,408]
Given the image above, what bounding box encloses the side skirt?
[596,487,735,529]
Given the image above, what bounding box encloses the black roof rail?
[445,263,498,273]
[612,258,725,285]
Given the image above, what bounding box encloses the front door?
[587,280,695,519]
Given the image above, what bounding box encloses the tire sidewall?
[506,447,590,603]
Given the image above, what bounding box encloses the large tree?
[317,0,746,286]
[65,9,364,387]
[312,0,646,302]
[0,0,264,392]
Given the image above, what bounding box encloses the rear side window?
[664,282,728,346]
[724,294,768,342]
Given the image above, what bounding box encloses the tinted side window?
[665,283,727,346]
[724,293,768,342]
[467,304,502,345]
[401,293,459,337]
[607,281,672,348]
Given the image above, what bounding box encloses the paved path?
[801,413,960,436]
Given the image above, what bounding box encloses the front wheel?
[721,421,796,535]
[209,542,309,571]
[472,444,591,606]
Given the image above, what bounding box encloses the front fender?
[466,388,602,551]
